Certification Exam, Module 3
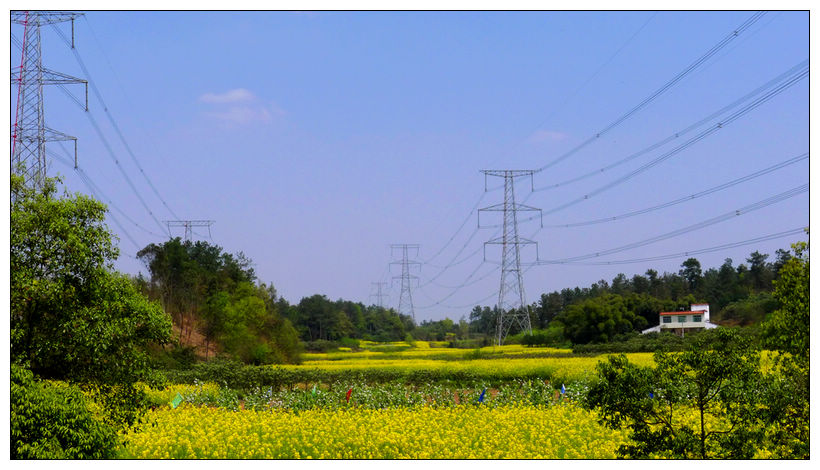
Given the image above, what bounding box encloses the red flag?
[345,388,352,403]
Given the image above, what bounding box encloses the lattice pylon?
[479,170,541,345]
[390,244,420,320]
[11,11,86,191]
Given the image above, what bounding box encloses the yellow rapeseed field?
[119,404,630,459]
[292,352,656,382]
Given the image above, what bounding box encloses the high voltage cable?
[421,190,488,265]
[47,147,166,240]
[536,59,809,191]
[51,23,182,222]
[538,65,808,217]
[538,227,808,266]
[415,259,492,309]
[49,150,144,251]
[419,261,500,289]
[421,230,483,270]
[536,183,808,264]
[54,84,169,233]
[535,11,767,173]
[482,11,658,170]
[81,14,183,222]
[543,152,808,228]
[418,226,483,286]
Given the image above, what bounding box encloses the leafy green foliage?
[762,241,809,358]
[758,240,809,458]
[584,329,764,458]
[521,325,570,348]
[10,174,172,386]
[11,364,118,459]
[560,294,648,344]
[137,239,301,364]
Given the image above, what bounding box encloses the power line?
[538,63,808,217]
[544,151,808,228]
[535,59,809,191]
[47,145,166,240]
[539,227,807,266]
[48,148,145,252]
[536,183,808,264]
[419,259,499,290]
[415,258,490,310]
[421,190,488,265]
[69,89,169,233]
[51,22,181,221]
[535,11,767,173]
[483,11,658,170]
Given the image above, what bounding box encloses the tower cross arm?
[481,169,535,177]
[479,203,542,212]
[11,11,84,25]
[11,67,88,86]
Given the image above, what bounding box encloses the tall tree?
[746,251,772,291]
[679,257,703,293]
[11,174,172,386]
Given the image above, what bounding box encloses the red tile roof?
[659,310,706,316]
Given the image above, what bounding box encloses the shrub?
[11,364,118,459]
[303,339,340,353]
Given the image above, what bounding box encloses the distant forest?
[134,237,800,362]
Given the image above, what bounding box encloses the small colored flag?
[312,384,317,396]
[560,384,566,395]
[345,388,352,403]
[170,392,182,409]
[478,388,486,403]
[649,391,654,399]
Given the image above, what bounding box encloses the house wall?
[659,313,706,330]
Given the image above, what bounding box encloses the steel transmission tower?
[479,170,542,345]
[369,282,389,308]
[164,220,215,242]
[390,244,420,320]
[11,11,87,191]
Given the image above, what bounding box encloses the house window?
[678,315,687,323]
[692,315,702,322]
[662,316,672,324]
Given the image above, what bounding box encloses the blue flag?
[649,391,654,399]
[478,388,486,403]
[561,384,566,395]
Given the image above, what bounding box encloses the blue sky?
[12,10,809,322]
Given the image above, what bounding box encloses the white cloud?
[198,89,286,126]
[528,129,567,144]
[198,88,255,104]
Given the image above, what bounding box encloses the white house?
[641,303,720,335]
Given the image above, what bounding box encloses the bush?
[11,365,118,459]
[302,339,340,352]
[522,326,570,348]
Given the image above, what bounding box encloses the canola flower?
[290,353,656,382]
[303,344,573,362]
[119,403,630,459]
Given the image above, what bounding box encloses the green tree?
[746,251,773,292]
[759,239,809,458]
[10,174,172,386]
[560,294,646,344]
[679,257,703,293]
[585,329,764,459]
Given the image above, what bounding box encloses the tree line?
[418,247,800,346]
